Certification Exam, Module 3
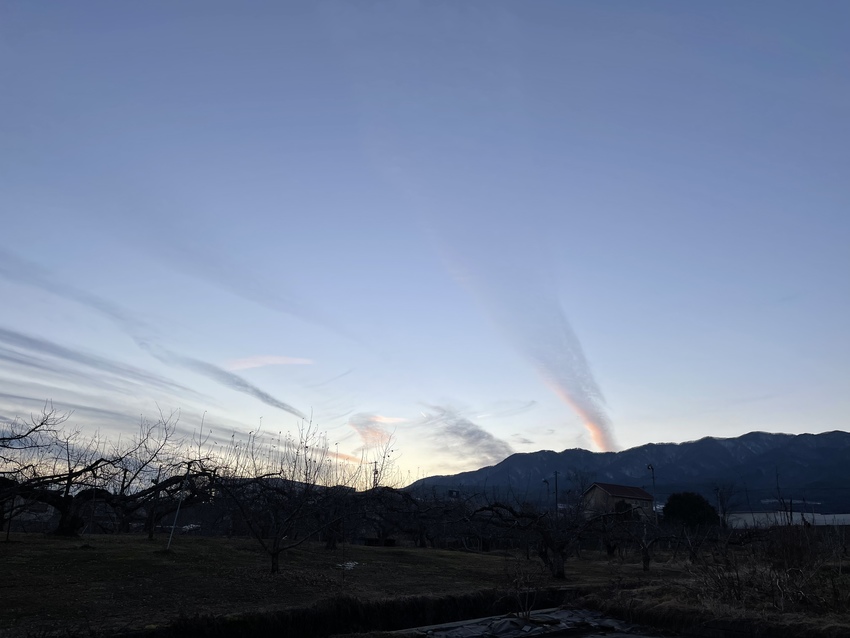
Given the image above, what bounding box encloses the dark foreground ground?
[2,534,848,638]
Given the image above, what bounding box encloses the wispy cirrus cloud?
[372,415,407,424]
[348,412,405,451]
[0,345,149,398]
[106,218,359,342]
[0,391,143,427]
[305,368,354,389]
[420,404,514,467]
[0,248,149,338]
[226,355,314,370]
[139,343,308,421]
[474,400,538,420]
[441,249,618,452]
[0,327,198,399]
[0,250,308,420]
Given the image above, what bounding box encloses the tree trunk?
[270,550,280,574]
[55,507,84,536]
[538,545,565,579]
[642,546,651,571]
[3,501,12,541]
[551,553,565,579]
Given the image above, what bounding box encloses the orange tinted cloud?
[348,413,403,449]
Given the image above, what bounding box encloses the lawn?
[1,533,568,636]
[3,533,850,638]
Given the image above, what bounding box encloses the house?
[582,482,654,519]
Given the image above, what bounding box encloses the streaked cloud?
[139,342,308,421]
[0,250,307,420]
[304,368,355,389]
[347,412,403,450]
[0,391,154,431]
[441,250,618,452]
[420,405,514,467]
[0,327,197,399]
[371,415,407,424]
[475,400,538,420]
[113,225,359,342]
[226,355,314,370]
[329,447,361,464]
[0,346,145,397]
[0,248,149,338]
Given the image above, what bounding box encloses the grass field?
[0,533,558,636]
[2,533,850,638]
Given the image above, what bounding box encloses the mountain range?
[412,431,850,514]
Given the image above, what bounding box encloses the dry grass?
[0,534,551,636]
[573,553,850,638]
[4,534,849,638]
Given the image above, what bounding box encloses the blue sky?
[1,1,848,479]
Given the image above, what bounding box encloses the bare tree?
[0,402,66,453]
[365,433,400,490]
[213,419,342,573]
[1,403,72,535]
[1,403,198,536]
[8,425,119,536]
[713,481,740,529]
[467,498,584,579]
[104,409,184,533]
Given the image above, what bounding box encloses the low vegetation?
[0,534,559,636]
[3,531,850,638]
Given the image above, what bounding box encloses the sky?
[1,1,848,481]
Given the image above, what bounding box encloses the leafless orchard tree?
[212,418,347,573]
[469,500,575,578]
[364,432,401,491]
[0,402,65,450]
[1,403,70,535]
[10,423,117,535]
[101,408,193,534]
[1,403,199,536]
[361,486,474,550]
[713,481,740,529]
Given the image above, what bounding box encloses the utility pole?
[553,471,560,527]
[647,464,658,525]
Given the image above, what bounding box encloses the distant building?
[582,482,654,519]
[728,511,850,528]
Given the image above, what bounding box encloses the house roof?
[585,482,653,501]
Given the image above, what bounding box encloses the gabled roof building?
[582,482,654,519]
